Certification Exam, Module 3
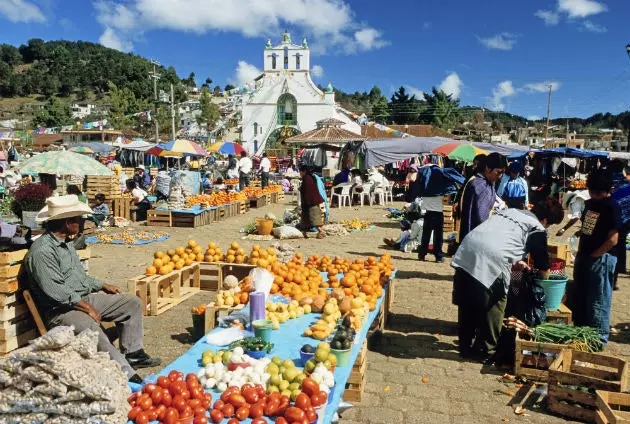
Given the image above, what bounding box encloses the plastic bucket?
[256,218,274,236]
[252,319,273,342]
[300,349,315,366]
[191,314,205,340]
[536,274,569,311]
[330,348,352,367]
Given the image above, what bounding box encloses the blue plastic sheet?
[131,283,389,424]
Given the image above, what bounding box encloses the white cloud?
[439,72,463,99]
[523,81,561,93]
[527,115,542,121]
[535,9,560,25]
[311,65,324,78]
[477,33,517,51]
[581,20,607,32]
[558,0,607,18]
[99,27,133,52]
[404,85,425,101]
[490,81,516,111]
[93,0,386,56]
[229,61,261,86]
[0,0,45,23]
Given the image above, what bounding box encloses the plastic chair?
[331,184,352,207]
[384,180,394,204]
[372,184,387,205]
[354,182,373,206]
[290,179,301,205]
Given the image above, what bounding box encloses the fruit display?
[341,217,372,231]
[146,240,203,275]
[218,178,239,185]
[264,357,307,399]
[569,179,586,189]
[302,342,337,373]
[269,254,329,300]
[242,185,283,198]
[247,244,279,268]
[330,317,356,350]
[303,298,341,340]
[266,300,306,329]
[185,191,247,208]
[230,337,274,354]
[128,371,212,424]
[203,242,225,263]
[191,304,207,315]
[215,287,248,307]
[198,347,272,391]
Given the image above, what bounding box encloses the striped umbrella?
[431,142,463,156]
[19,151,112,176]
[208,141,246,156]
[448,144,488,162]
[146,139,208,157]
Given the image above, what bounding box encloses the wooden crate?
[249,196,267,208]
[548,350,628,423]
[514,333,565,382]
[203,303,245,332]
[147,210,172,227]
[199,262,222,292]
[221,263,255,281]
[546,303,573,325]
[239,201,248,214]
[128,271,182,316]
[86,176,122,197]
[596,391,630,424]
[216,205,227,221]
[112,197,133,220]
[343,371,366,402]
[348,341,368,385]
[179,263,201,301]
[549,242,572,267]
[0,329,38,355]
[0,250,28,265]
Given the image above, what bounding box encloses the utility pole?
[544,84,553,147]
[170,84,176,140]
[149,60,161,143]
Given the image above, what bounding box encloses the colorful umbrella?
[432,142,463,156]
[146,139,208,157]
[69,146,94,154]
[447,144,488,162]
[19,151,113,176]
[209,141,246,156]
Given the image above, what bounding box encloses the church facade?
[240,32,360,154]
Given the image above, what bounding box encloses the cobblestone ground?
[88,199,630,424]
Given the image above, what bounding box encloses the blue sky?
[1,0,629,119]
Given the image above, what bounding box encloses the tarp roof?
[531,147,609,159]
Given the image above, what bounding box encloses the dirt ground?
[87,198,630,424]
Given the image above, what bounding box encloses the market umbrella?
[19,151,112,176]
[146,139,208,157]
[448,144,488,162]
[209,141,246,156]
[69,146,94,154]
[431,141,463,156]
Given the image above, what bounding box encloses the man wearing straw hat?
[23,195,160,383]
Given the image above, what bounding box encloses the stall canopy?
[73,142,114,154]
[532,147,609,159]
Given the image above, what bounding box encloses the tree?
[491,120,503,134]
[197,87,221,128]
[184,72,196,87]
[423,87,460,129]
[202,77,213,88]
[213,85,222,96]
[32,97,72,128]
[224,84,236,92]
[389,86,420,124]
[107,81,147,130]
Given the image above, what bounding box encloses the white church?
[240,31,361,154]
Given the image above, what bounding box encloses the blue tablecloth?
[132,287,387,424]
[155,205,219,215]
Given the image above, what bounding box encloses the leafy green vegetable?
[230,337,274,353]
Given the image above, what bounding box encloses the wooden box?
[546,303,573,325]
[596,391,630,424]
[348,341,368,385]
[203,303,245,332]
[221,263,255,281]
[128,271,181,316]
[216,205,227,221]
[179,263,201,300]
[199,262,222,292]
[548,350,628,423]
[147,210,172,227]
[239,201,248,215]
[171,211,209,228]
[249,196,266,208]
[549,242,572,267]
[112,197,133,220]
[86,175,122,197]
[343,372,366,402]
[514,333,565,382]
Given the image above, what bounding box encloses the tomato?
[143,383,157,394]
[241,383,253,393]
[295,393,311,410]
[268,392,281,403]
[186,373,198,382]
[275,418,288,424]
[193,406,207,417]
[172,395,187,412]
[305,408,317,423]
[162,392,173,407]
[190,387,203,400]
[169,381,186,397]
[157,375,170,388]
[210,409,224,423]
[249,404,264,419]
[180,409,193,419]
[254,384,266,398]
[135,411,150,424]
[285,407,306,422]
[137,396,152,411]
[221,403,235,418]
[188,398,201,409]
[235,405,249,420]
[213,400,224,410]
[163,407,179,424]
[194,417,209,424]
[318,391,328,404]
[168,370,181,381]
[150,388,163,404]
[127,406,142,420]
[156,405,167,420]
[181,390,191,401]
[228,394,246,408]
[201,398,211,410]
[203,393,213,403]
[264,399,280,416]
[227,419,239,424]
[128,392,138,404]
[254,400,266,410]
[183,405,194,417]
[310,393,324,408]
[148,408,158,421]
[251,418,267,424]
[243,388,259,405]
[301,378,319,397]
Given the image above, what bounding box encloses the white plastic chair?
[290,179,301,205]
[372,184,387,205]
[353,182,373,206]
[331,184,352,207]
[384,180,394,204]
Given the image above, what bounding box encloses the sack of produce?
[273,225,303,239]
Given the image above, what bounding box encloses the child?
[214,178,226,191]
[91,193,110,227]
[574,168,620,345]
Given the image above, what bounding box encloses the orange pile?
[185,191,247,207]
[203,242,225,262]
[145,240,203,275]
[269,253,328,301]
[242,186,264,197]
[247,244,278,268]
[218,178,239,185]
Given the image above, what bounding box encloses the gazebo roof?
[286,118,366,144]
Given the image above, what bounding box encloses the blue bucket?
[536,274,569,311]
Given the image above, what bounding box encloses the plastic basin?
[536,274,569,311]
[252,319,273,342]
[300,349,315,366]
[330,348,352,367]
[247,349,267,359]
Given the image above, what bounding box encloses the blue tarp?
[531,147,609,159]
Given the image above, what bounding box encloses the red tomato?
[249,403,264,419]
[193,406,207,417]
[221,403,235,418]
[318,391,328,403]
[147,408,158,421]
[305,408,317,423]
[137,396,152,411]
[301,378,319,397]
[228,393,246,408]
[150,388,163,404]
[168,370,181,381]
[285,407,306,422]
[227,419,239,424]
[295,393,311,410]
[210,409,224,423]
[169,381,186,397]
[180,409,193,419]
[275,418,288,424]
[268,392,281,403]
[128,392,138,404]
[203,392,213,403]
[156,405,167,420]
[183,405,194,417]
[181,390,191,401]
[163,407,179,424]
[172,395,187,412]
[241,383,253,393]
[190,387,203,400]
[127,406,142,420]
[243,388,259,404]
[254,384,266,396]
[162,392,173,407]
[254,400,266,410]
[235,405,249,420]
[310,393,324,408]
[143,383,157,394]
[157,375,170,388]
[213,400,224,410]
[186,373,198,382]
[135,411,150,424]
[188,398,201,409]
[264,399,280,416]
[194,417,209,424]
[201,398,211,410]
[251,418,267,424]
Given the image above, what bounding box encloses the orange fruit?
[196,253,204,261]
[153,258,164,268]
[188,240,197,247]
[208,242,217,249]
[154,251,165,259]
[167,249,175,256]
[159,267,170,275]
[146,266,157,276]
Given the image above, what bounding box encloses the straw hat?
[36,195,93,223]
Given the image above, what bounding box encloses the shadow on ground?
[387,313,458,336]
[392,269,453,282]
[171,330,196,345]
[611,323,630,344]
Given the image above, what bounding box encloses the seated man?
[23,195,160,383]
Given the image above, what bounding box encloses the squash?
[311,295,325,313]
[339,298,352,315]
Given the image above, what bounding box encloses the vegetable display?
[505,318,603,353]
[230,338,274,353]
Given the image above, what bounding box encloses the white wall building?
[71,103,99,119]
[240,31,360,154]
